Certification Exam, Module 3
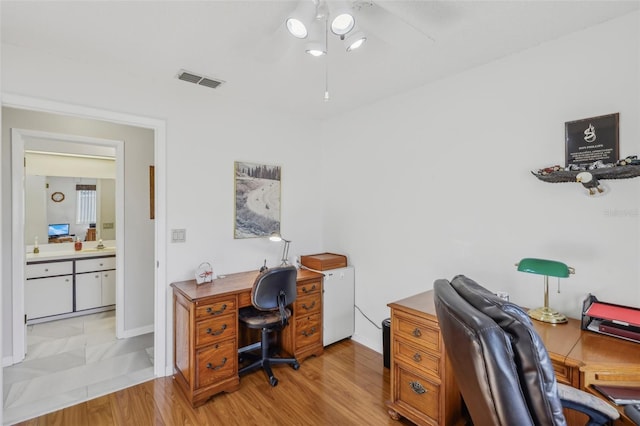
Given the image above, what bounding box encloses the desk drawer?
[397,366,440,422]
[195,298,236,320]
[395,340,440,378]
[295,293,321,316]
[298,280,321,297]
[196,339,237,388]
[394,313,440,353]
[195,313,236,347]
[295,313,321,350]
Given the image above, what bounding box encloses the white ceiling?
[2,1,638,120]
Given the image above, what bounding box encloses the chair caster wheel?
[292,362,300,370]
[269,376,278,387]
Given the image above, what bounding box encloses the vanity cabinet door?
[101,270,116,306]
[25,275,73,319]
[76,272,102,310]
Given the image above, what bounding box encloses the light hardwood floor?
[14,339,412,425]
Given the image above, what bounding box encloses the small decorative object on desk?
[195,262,213,285]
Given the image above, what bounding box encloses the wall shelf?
[532,164,640,183]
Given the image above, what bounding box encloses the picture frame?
[565,113,619,168]
[234,161,281,239]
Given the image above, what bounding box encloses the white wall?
[321,11,640,351]
[1,45,325,366]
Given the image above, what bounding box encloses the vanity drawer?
[76,256,116,273]
[26,261,73,278]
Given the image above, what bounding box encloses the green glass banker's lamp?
[516,258,575,324]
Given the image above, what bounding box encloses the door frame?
[2,93,167,377]
[12,128,124,355]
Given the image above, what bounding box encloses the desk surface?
[171,268,323,303]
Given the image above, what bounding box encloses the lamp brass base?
[527,307,567,324]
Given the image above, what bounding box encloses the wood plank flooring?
[14,339,413,425]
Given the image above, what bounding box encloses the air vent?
[176,69,224,89]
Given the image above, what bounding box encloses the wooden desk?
[171,268,324,407]
[387,291,640,425]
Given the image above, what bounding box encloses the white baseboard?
[2,355,15,368]
[119,324,154,339]
[351,333,383,354]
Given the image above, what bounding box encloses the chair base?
[238,327,299,386]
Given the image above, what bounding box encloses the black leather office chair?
[238,266,299,386]
[433,275,619,426]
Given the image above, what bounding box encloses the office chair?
[238,266,299,386]
[433,275,619,426]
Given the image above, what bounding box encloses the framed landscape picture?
[234,161,281,239]
[565,113,619,168]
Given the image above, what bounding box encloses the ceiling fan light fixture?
[286,1,318,39]
[286,18,308,39]
[344,30,366,52]
[330,12,355,35]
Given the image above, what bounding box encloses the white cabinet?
[26,255,116,323]
[76,257,116,311]
[25,261,73,320]
[323,266,355,346]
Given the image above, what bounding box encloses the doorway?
[1,95,167,401]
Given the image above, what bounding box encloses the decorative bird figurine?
[576,172,604,195]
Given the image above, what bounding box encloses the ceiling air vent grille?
[176,69,224,89]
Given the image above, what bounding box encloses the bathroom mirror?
[24,149,116,246]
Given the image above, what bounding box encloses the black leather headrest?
[449,275,565,426]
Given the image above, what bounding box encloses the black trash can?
[382,318,391,368]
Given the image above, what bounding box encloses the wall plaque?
[565,113,619,168]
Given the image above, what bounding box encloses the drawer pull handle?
[413,353,422,362]
[409,381,427,394]
[206,324,227,336]
[301,301,316,310]
[302,285,316,294]
[44,268,49,272]
[206,304,227,315]
[206,358,227,371]
[301,326,317,337]
[412,328,422,337]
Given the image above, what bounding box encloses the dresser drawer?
[298,280,321,297]
[26,261,73,278]
[295,313,321,350]
[295,293,321,316]
[195,313,237,347]
[397,366,441,422]
[396,340,440,378]
[76,257,116,273]
[196,339,237,388]
[395,313,440,353]
[195,298,236,320]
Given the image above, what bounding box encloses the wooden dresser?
[171,269,324,407]
[387,290,640,425]
[387,291,462,425]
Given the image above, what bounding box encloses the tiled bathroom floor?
[2,311,154,425]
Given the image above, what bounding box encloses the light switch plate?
[171,229,186,243]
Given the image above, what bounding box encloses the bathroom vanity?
[25,247,116,324]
